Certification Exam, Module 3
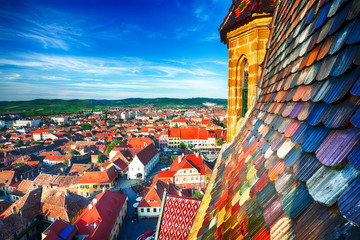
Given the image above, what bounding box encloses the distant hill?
[0,98,227,117]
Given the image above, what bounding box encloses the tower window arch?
[242,60,249,117]
[236,56,249,119]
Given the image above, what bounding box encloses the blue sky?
[0,0,230,101]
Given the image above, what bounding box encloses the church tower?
[219,0,275,142]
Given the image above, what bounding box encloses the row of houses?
[136,153,212,218]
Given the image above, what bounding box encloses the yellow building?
[77,166,117,197]
[219,1,274,142]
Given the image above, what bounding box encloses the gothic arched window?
[242,60,249,117]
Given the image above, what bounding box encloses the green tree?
[216,138,223,146]
[15,139,24,148]
[81,123,92,130]
[172,123,179,128]
[70,150,80,155]
[106,139,123,155]
[97,154,105,163]
[0,126,7,132]
[14,163,24,168]
[179,142,186,150]
[63,158,69,166]
[192,191,204,199]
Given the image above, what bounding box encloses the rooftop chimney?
[89,203,93,210]
[178,156,181,164]
[100,166,104,172]
[196,152,199,157]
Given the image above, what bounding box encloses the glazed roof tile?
[189,0,360,238]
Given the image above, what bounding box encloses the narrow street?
[116,161,169,239]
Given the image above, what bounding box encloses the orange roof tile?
[78,166,117,184]
[128,137,153,149]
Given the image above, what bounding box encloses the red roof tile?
[136,143,159,166]
[74,191,127,240]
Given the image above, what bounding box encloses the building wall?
[77,181,113,197]
[174,168,205,190]
[127,157,144,180]
[128,153,159,180]
[138,206,161,218]
[110,201,127,239]
[168,137,180,148]
[226,15,272,142]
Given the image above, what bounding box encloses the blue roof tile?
[328,3,351,35]
[350,76,360,96]
[302,126,332,152]
[257,181,276,207]
[291,122,309,144]
[307,164,360,206]
[330,45,360,77]
[322,96,360,128]
[329,20,355,55]
[282,183,313,219]
[284,144,305,167]
[311,77,335,102]
[338,178,360,225]
[350,107,360,128]
[346,20,360,44]
[324,67,360,103]
[348,144,360,170]
[307,103,328,126]
[315,2,331,29]
[328,0,346,18]
[293,153,322,182]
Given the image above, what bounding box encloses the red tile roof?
[74,191,127,240]
[112,159,128,171]
[158,171,176,179]
[78,166,117,184]
[168,128,181,138]
[42,219,77,240]
[128,137,153,149]
[0,171,16,186]
[169,128,209,140]
[170,154,211,175]
[136,143,159,166]
[44,155,71,163]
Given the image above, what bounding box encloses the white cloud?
[42,76,71,81]
[4,73,21,80]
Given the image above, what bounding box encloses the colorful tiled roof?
[157,195,201,240]
[190,0,360,239]
[219,0,276,43]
